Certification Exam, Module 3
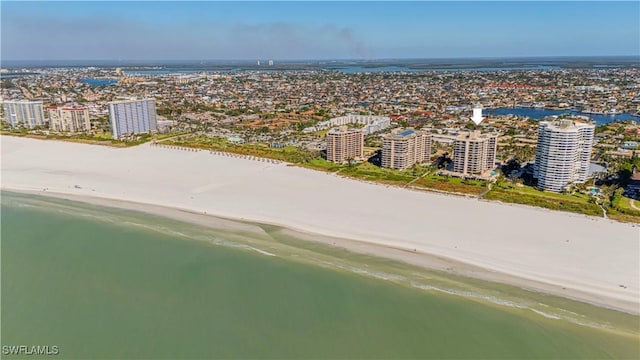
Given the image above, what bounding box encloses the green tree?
[347,157,355,168]
[412,164,420,177]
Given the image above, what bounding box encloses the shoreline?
[3,187,639,315]
[1,136,638,315]
[2,133,631,224]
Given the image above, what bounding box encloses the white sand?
[2,136,639,313]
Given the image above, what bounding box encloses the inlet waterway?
[488,107,639,125]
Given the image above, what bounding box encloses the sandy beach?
[1,136,639,314]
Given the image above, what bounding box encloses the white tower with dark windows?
[108,99,157,139]
[2,100,45,128]
[534,119,595,192]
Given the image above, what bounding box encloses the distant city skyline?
[2,1,639,61]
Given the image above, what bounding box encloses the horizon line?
[2,55,639,63]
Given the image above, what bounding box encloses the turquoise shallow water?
[1,192,638,359]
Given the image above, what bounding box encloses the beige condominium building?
[452,130,497,175]
[49,105,91,133]
[381,128,431,170]
[326,126,364,163]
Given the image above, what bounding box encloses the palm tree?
[347,157,355,168]
[411,164,421,177]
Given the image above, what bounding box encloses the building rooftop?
[540,119,595,132]
[384,127,429,139]
[3,99,43,104]
[398,129,415,137]
[108,98,154,104]
[327,126,362,135]
[455,130,495,141]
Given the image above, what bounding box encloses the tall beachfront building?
[326,126,364,163]
[49,105,91,133]
[452,131,497,175]
[534,119,595,192]
[108,99,157,139]
[381,129,431,170]
[2,100,45,128]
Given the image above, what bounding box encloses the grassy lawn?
[608,194,640,223]
[339,162,416,186]
[608,212,640,223]
[499,183,591,202]
[302,161,488,195]
[301,159,344,172]
[485,183,602,217]
[92,131,114,140]
[166,137,319,163]
[616,196,640,213]
[153,131,190,141]
[412,174,488,195]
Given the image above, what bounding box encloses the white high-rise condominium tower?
[534,119,595,192]
[2,100,45,128]
[108,99,157,139]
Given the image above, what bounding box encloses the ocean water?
[1,192,638,359]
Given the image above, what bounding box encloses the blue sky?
[2,1,639,60]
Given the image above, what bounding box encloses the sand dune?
[2,136,638,313]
